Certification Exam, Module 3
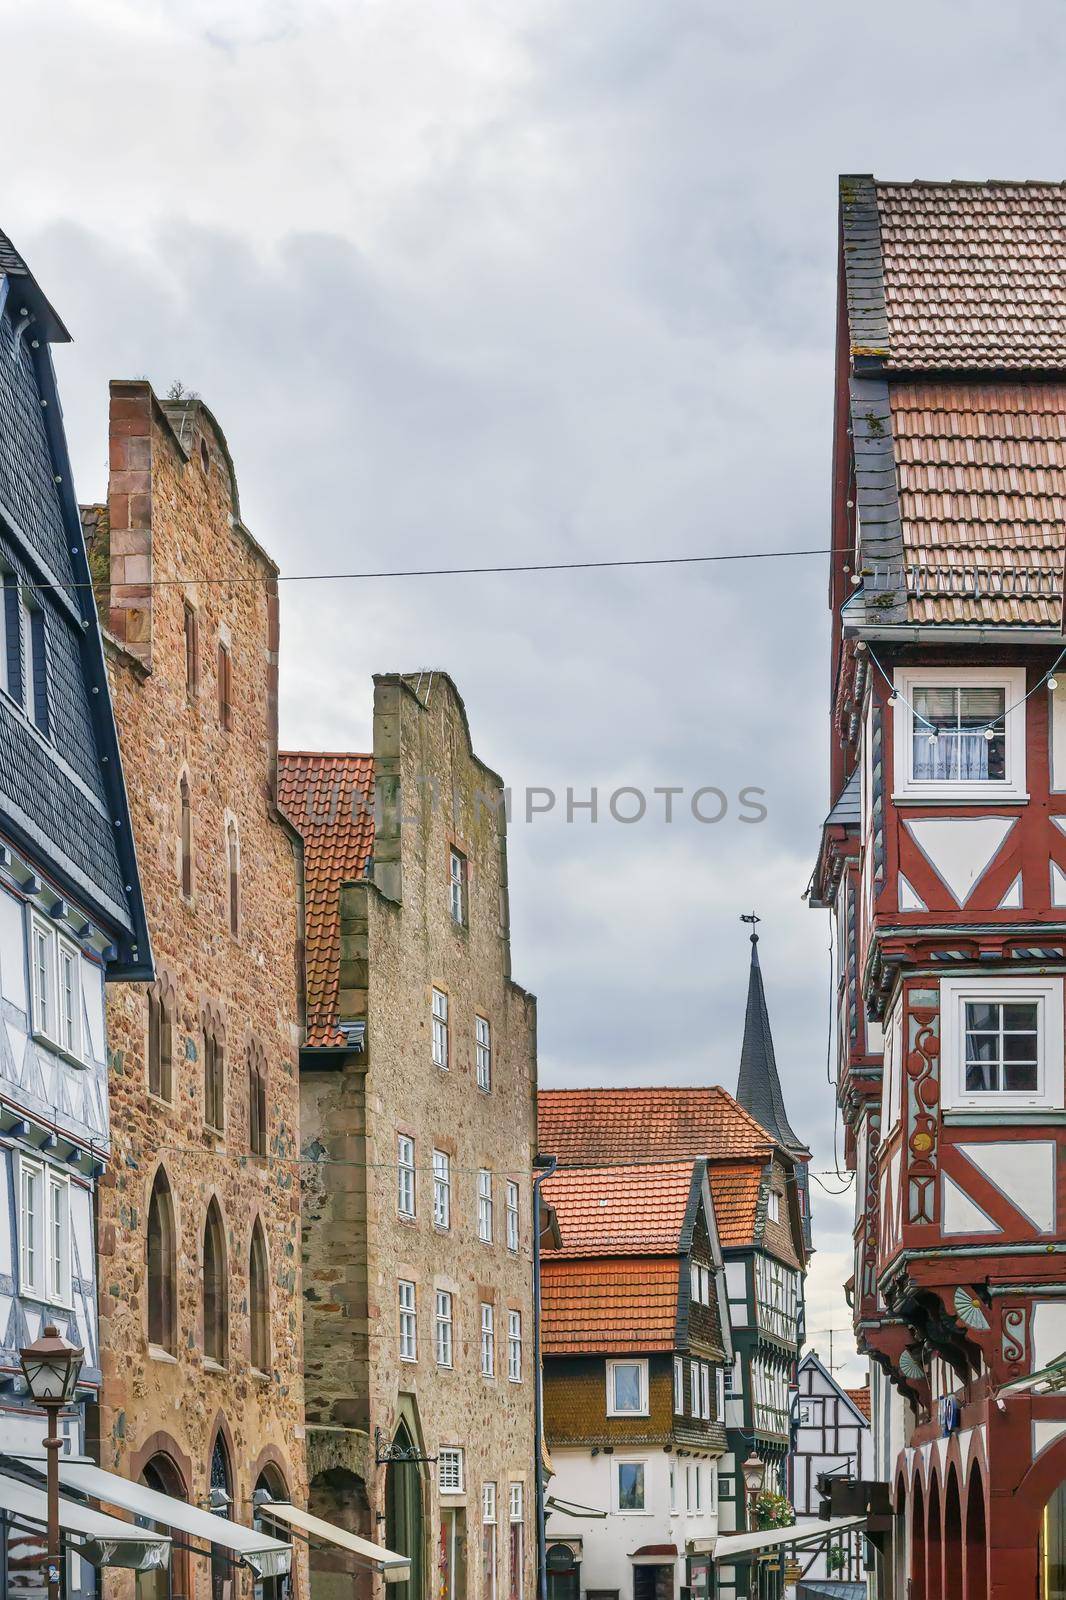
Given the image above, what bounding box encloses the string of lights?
[866,644,1066,742]
[24,543,860,598]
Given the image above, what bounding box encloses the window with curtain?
[911,685,1006,781]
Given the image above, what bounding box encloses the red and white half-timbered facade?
[812,177,1066,1600]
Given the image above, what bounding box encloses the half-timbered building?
[541,1159,732,1600]
[0,232,151,1595]
[789,1353,872,1586]
[811,175,1066,1599]
[539,937,809,1600]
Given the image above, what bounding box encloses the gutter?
[532,1152,557,1600]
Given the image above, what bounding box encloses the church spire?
[735,915,807,1153]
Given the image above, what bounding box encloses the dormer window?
[892,667,1026,802]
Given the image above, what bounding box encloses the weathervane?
[740,911,761,943]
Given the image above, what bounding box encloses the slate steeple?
[736,918,807,1154]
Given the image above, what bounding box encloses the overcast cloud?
[8,0,1066,1383]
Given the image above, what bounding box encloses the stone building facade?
[279,672,538,1600]
[85,380,306,1598]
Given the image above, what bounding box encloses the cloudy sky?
[10,0,1066,1383]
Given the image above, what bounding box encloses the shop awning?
[712,1516,867,1563]
[0,1471,170,1572]
[629,1545,676,1566]
[545,1495,608,1520]
[256,1500,411,1582]
[32,1458,291,1578]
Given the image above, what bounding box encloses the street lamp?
[20,1324,84,1600]
[741,1451,766,1527]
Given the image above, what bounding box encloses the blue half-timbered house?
[0,228,150,1585]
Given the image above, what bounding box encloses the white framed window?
[507,1310,522,1381]
[477,1170,493,1242]
[398,1280,417,1362]
[673,1356,684,1414]
[432,988,449,1069]
[397,1135,416,1218]
[615,1460,647,1514]
[17,1158,69,1305]
[669,1460,678,1514]
[18,1156,44,1298]
[29,917,83,1064]
[708,1465,718,1510]
[767,1191,781,1225]
[480,1302,495,1376]
[449,849,466,925]
[505,1181,520,1252]
[482,1481,497,1600]
[892,665,1027,802]
[433,1150,451,1229]
[695,1466,703,1513]
[482,1481,497,1524]
[690,1363,699,1416]
[690,1263,711,1304]
[940,975,1063,1111]
[606,1358,648,1417]
[715,1365,725,1417]
[509,1483,523,1523]
[439,1448,464,1494]
[476,1015,492,1091]
[699,1362,711,1420]
[685,1464,693,1514]
[436,1289,454,1368]
[47,1172,71,1305]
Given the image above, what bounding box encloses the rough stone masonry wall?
[301,673,538,1600]
[94,382,306,1598]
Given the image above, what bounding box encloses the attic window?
[767,1191,781,1225]
[200,438,210,473]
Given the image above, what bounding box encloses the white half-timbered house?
[789,1353,872,1585]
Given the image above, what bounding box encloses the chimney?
[106,380,154,667]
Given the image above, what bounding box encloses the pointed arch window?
[217,641,232,730]
[147,1169,177,1354]
[202,1199,227,1365]
[184,602,199,698]
[227,820,240,937]
[180,775,193,899]
[204,1017,225,1135]
[148,986,174,1102]
[248,1042,267,1157]
[249,1219,270,1374]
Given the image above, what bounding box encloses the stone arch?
[208,1421,236,1600]
[944,1465,962,1600]
[308,1464,373,1600]
[964,1462,988,1600]
[133,1444,192,1600]
[911,1473,927,1600]
[248,1214,270,1374]
[926,1471,943,1600]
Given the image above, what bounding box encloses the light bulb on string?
[1050,679,1059,692]
[983,727,996,742]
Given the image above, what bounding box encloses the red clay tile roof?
[538,1087,775,1168]
[892,380,1066,626]
[845,1385,872,1421]
[707,1161,765,1248]
[874,182,1066,372]
[542,1161,697,1257]
[278,752,374,1048]
[541,1256,679,1354]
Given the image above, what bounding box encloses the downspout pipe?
[532,1152,557,1600]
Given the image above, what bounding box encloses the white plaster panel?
[0,889,26,1013]
[998,874,1023,909]
[956,1141,1055,1232]
[1052,691,1066,791]
[1052,862,1066,908]
[904,816,1015,905]
[0,1161,12,1278]
[1032,1303,1066,1373]
[1034,1418,1066,1459]
[941,1174,1000,1235]
[898,875,926,912]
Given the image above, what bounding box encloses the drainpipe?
[532,1152,557,1600]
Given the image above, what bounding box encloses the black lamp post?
[20,1324,84,1600]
